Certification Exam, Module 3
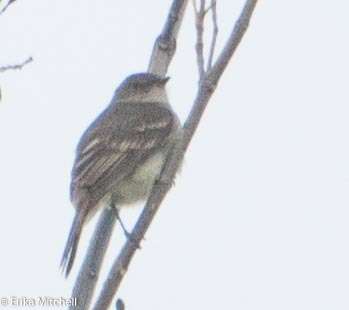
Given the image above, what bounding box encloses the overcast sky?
[0,1,348,309]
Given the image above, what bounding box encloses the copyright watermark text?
[0,296,77,307]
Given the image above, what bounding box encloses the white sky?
[0,0,348,309]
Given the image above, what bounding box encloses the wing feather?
[70,102,174,206]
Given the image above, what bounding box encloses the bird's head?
[115,73,170,103]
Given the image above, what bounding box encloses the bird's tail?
[60,210,87,277]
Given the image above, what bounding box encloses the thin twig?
[0,2,30,103]
[116,299,125,310]
[0,57,33,73]
[193,0,206,79]
[183,0,258,147]
[0,56,33,102]
[0,0,17,16]
[208,0,258,81]
[93,1,258,309]
[207,0,218,70]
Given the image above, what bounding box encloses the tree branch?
[0,0,17,16]
[208,0,258,82]
[184,0,258,148]
[116,299,125,310]
[0,57,33,73]
[0,57,33,102]
[71,1,189,309]
[92,137,183,310]
[92,0,258,309]
[0,2,32,102]
[207,0,218,70]
[193,0,206,79]
[69,207,117,310]
[148,0,189,76]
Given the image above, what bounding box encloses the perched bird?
[61,73,181,277]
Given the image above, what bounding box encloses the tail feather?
[60,211,86,278]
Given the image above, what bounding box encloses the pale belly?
[115,151,166,205]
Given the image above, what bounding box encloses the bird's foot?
[115,209,142,249]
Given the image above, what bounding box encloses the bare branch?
[0,57,33,102]
[92,136,184,310]
[92,0,258,309]
[208,0,258,81]
[148,0,189,76]
[116,299,125,310]
[69,207,117,310]
[0,57,33,73]
[0,0,17,16]
[184,0,258,148]
[207,0,218,70]
[193,0,206,79]
[0,2,31,103]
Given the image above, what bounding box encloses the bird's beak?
[160,76,170,85]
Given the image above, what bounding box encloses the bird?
[61,72,181,277]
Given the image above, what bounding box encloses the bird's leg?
[114,208,130,238]
[114,208,142,249]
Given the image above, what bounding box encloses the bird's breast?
[132,151,166,183]
[114,150,166,205]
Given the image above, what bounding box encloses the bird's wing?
[70,102,175,206]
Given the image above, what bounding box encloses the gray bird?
[61,73,181,277]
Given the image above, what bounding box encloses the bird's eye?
[130,83,140,93]
[132,83,151,93]
[143,85,152,93]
